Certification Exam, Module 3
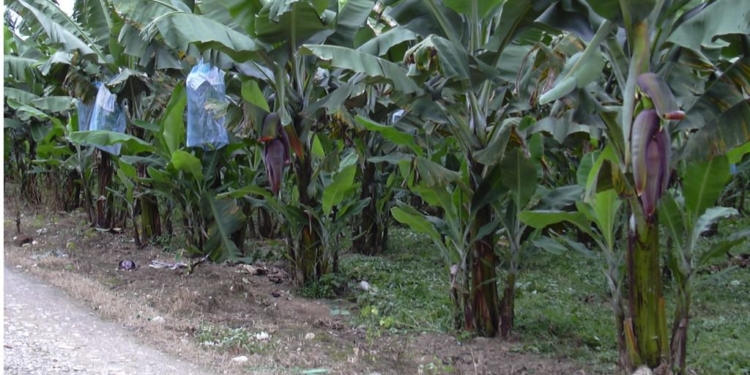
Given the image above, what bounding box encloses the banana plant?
[318,147,373,273]
[302,0,564,337]
[520,144,632,367]
[3,9,89,208]
[533,0,750,371]
[4,90,79,207]
[350,106,402,256]
[659,155,750,373]
[220,134,371,274]
[122,0,380,283]
[66,79,252,261]
[142,82,255,261]
[5,0,178,232]
[112,158,141,245]
[303,71,406,257]
[219,0,386,284]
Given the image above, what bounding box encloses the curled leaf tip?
[259,112,280,143]
[663,111,685,121]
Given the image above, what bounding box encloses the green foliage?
[203,193,246,262]
[170,150,204,183]
[666,0,750,51]
[299,273,348,299]
[69,131,156,155]
[12,0,107,63]
[683,156,732,218]
[322,161,358,215]
[161,82,186,155]
[300,45,420,94]
[500,148,538,208]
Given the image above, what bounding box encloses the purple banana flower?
[263,138,286,194]
[641,127,671,217]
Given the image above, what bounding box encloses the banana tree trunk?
[131,210,142,248]
[671,288,690,375]
[163,199,174,237]
[292,153,326,286]
[257,207,274,238]
[606,268,631,370]
[499,271,515,338]
[96,151,113,229]
[470,203,500,337]
[64,169,82,211]
[22,140,41,204]
[140,195,161,240]
[627,214,670,369]
[231,201,253,255]
[138,164,161,242]
[81,167,95,225]
[614,306,630,371]
[737,174,746,215]
[354,162,387,255]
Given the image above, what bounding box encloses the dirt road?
[3,266,216,375]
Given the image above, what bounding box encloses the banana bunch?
[631,73,685,217]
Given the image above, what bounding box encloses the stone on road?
[3,267,215,375]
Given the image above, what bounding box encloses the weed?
[195,325,275,355]
[83,228,97,239]
[418,356,456,375]
[154,234,189,254]
[245,239,287,262]
[299,273,348,299]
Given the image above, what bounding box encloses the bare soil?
[3,200,588,375]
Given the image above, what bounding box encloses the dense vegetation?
[4,0,750,373]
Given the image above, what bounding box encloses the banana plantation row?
[4,0,750,374]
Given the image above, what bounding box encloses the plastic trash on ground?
[89,83,126,155]
[117,260,137,270]
[186,60,229,150]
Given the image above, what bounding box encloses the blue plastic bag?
[185,60,229,150]
[89,83,126,155]
[76,100,94,132]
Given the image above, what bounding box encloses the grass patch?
[687,217,750,375]
[512,251,621,373]
[339,228,453,333]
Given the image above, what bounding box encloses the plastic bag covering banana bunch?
[89,82,126,155]
[631,73,685,217]
[186,60,229,150]
[76,91,95,132]
[258,113,290,194]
